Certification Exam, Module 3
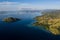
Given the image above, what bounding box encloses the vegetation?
[3,17,20,23]
[33,10,60,35]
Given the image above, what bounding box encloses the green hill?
[33,10,60,35]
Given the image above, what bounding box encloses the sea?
[0,11,60,40]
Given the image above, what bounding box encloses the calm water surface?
[0,11,60,40]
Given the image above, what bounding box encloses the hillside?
[33,10,60,35]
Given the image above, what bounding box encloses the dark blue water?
[0,11,60,40]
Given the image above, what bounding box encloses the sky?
[0,0,60,11]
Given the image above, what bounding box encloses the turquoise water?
[0,11,60,40]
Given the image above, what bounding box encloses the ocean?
[0,11,60,40]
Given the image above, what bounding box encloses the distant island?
[33,10,60,35]
[3,17,21,23]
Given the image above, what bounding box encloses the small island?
[33,10,60,35]
[3,17,21,23]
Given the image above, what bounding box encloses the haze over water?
[0,11,59,40]
[0,0,60,40]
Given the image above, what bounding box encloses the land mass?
[33,10,60,35]
[3,17,20,23]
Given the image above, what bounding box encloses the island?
[3,17,21,23]
[33,10,60,35]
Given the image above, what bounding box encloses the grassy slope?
[33,10,60,35]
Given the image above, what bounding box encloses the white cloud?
[0,1,19,5]
[0,1,19,11]
[0,2,40,11]
[0,1,60,11]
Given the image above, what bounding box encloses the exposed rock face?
[3,17,20,23]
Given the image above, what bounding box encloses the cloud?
[0,1,19,11]
[0,1,60,11]
[0,2,39,11]
[0,1,19,5]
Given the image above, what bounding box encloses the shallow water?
[0,11,60,40]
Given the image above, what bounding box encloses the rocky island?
[33,10,60,35]
[3,17,20,23]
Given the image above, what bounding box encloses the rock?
[3,17,21,23]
